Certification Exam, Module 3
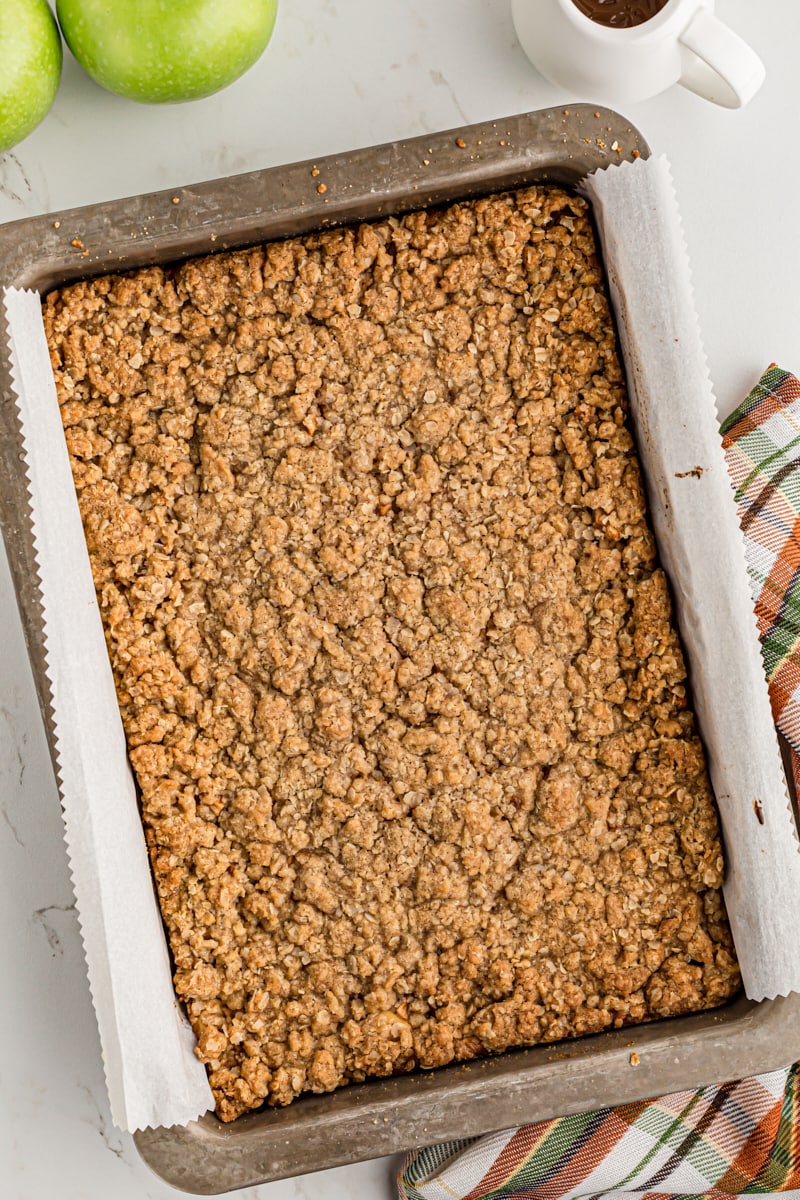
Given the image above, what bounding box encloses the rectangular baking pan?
[2,105,800,1196]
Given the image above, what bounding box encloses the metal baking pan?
[2,105,800,1195]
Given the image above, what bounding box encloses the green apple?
[0,0,62,154]
[56,0,278,104]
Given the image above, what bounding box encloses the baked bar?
[44,185,740,1122]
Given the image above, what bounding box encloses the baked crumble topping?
[44,185,740,1121]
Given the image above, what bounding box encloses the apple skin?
[0,0,62,154]
[56,0,278,104]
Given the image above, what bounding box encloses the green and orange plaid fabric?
[398,1066,800,1199]
[398,366,800,1200]
[721,365,800,791]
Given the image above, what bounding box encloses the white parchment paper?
[3,290,214,1131]
[583,155,800,1000]
[4,154,800,1132]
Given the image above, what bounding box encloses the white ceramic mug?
[511,0,765,109]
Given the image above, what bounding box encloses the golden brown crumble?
[43,186,740,1122]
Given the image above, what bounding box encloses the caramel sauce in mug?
[572,0,670,28]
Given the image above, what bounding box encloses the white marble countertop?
[2,2,799,1197]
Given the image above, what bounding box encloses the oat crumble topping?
[43,186,740,1121]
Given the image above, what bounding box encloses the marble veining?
[32,902,78,958]
[2,0,800,1196]
[428,68,471,124]
[0,152,34,207]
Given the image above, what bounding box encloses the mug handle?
[678,8,765,109]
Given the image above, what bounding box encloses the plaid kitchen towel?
[398,1066,800,1198]
[398,366,800,1200]
[721,364,800,790]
